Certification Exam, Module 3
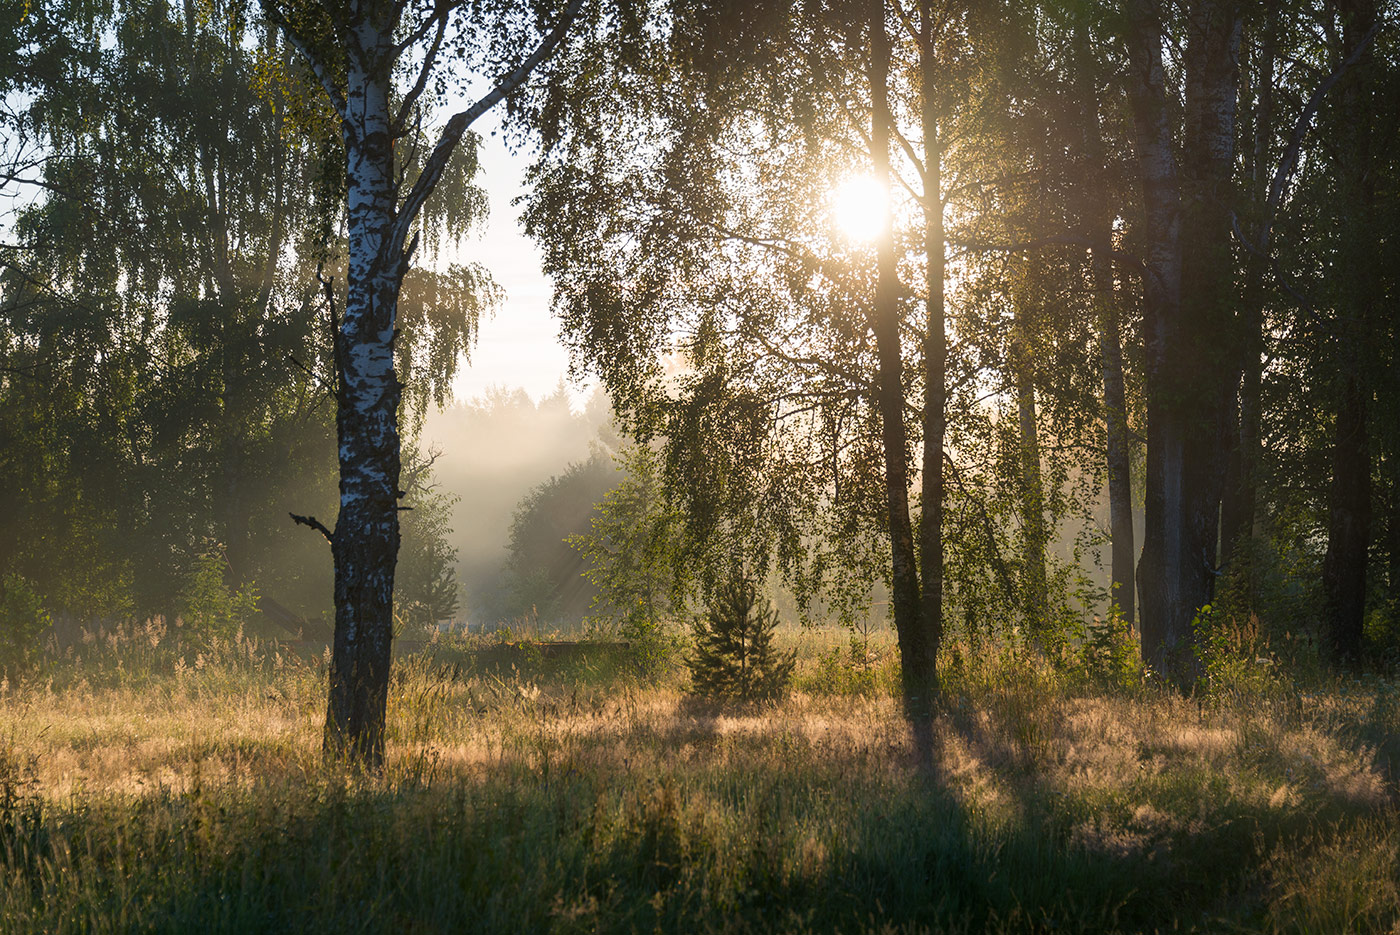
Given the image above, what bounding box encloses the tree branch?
[259,1,348,121]
[392,4,451,133]
[290,512,336,543]
[944,451,1018,602]
[1251,16,1383,254]
[947,233,1147,274]
[393,0,585,245]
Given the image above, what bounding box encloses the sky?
[446,116,587,408]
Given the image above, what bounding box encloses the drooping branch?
[947,233,1148,275]
[944,451,1018,602]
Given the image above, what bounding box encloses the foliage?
[502,450,620,628]
[395,450,463,639]
[1192,604,1281,702]
[804,633,900,698]
[178,549,260,646]
[572,443,692,675]
[687,577,795,701]
[1070,613,1144,692]
[0,0,340,618]
[0,574,49,673]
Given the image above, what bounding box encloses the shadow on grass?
[2,691,1396,933]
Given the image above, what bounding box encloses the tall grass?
[0,621,1395,933]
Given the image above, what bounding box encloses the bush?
[687,578,794,700]
[0,575,50,674]
[1072,612,1143,690]
[1192,603,1279,700]
[179,548,258,646]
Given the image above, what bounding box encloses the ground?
[0,622,1396,933]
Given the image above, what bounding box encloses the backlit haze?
[445,116,581,409]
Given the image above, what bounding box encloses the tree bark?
[1176,0,1243,661]
[1321,0,1378,664]
[916,0,944,718]
[1219,12,1274,573]
[1123,0,1187,679]
[1124,0,1242,684]
[323,46,405,766]
[1012,280,1048,641]
[869,0,933,725]
[1322,375,1370,661]
[1073,15,1134,627]
[1387,443,1399,623]
[1099,281,1135,626]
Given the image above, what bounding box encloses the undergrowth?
[0,620,1394,933]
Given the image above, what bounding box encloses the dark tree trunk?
[916,0,945,717]
[1012,299,1049,640]
[869,0,933,725]
[1322,0,1378,665]
[1124,0,1187,679]
[1100,284,1135,626]
[1220,12,1274,577]
[1125,0,1242,685]
[1073,15,1135,627]
[1322,376,1370,661]
[1176,0,1244,659]
[1388,446,1399,623]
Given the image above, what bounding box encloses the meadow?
[0,621,1396,934]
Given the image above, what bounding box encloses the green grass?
[0,622,1396,933]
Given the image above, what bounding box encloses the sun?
[830,174,889,243]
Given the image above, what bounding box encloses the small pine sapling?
[688,578,795,700]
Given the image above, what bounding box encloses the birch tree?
[1120,0,1245,682]
[258,0,583,766]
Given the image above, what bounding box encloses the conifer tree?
[688,579,794,701]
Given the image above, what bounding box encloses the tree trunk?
[323,58,405,768]
[1176,0,1243,665]
[1124,0,1242,685]
[1219,12,1274,574]
[916,0,944,719]
[1123,0,1187,680]
[1099,282,1135,626]
[869,0,932,725]
[1012,288,1048,641]
[1322,0,1378,665]
[263,0,582,769]
[1388,443,1399,623]
[1322,376,1370,661]
[1073,14,1135,627]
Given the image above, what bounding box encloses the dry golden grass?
[0,624,1396,933]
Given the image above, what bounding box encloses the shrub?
[0,575,50,674]
[1072,612,1143,690]
[1192,603,1278,700]
[687,578,794,700]
[179,548,258,645]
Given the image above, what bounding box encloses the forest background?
[0,1,1398,930]
[1,0,1394,679]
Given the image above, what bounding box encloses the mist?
[420,383,617,628]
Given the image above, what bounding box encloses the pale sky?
[448,115,586,407]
